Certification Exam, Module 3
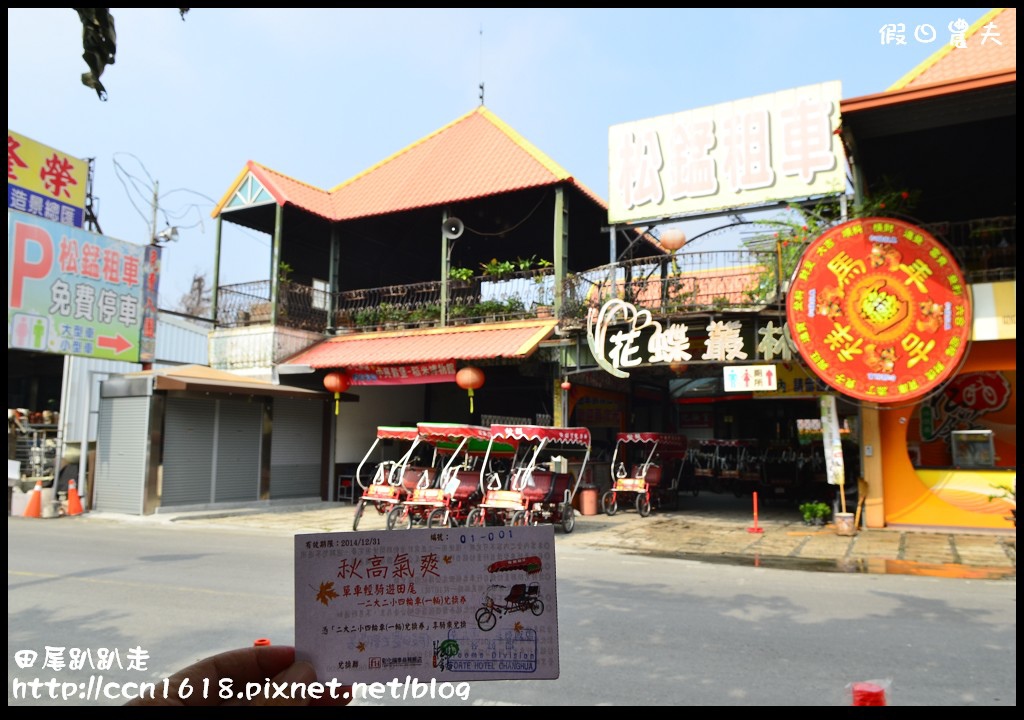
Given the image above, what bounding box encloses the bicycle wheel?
[560,504,576,533]
[465,508,486,528]
[427,507,453,528]
[601,490,618,516]
[636,494,652,517]
[530,598,545,616]
[475,607,497,631]
[510,510,528,527]
[352,501,365,531]
[387,504,412,530]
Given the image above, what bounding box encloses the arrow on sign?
[98,334,134,355]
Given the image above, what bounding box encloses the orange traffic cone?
[22,480,43,518]
[67,479,84,516]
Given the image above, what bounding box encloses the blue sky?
[7,8,995,305]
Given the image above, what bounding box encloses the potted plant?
[449,266,474,283]
[480,258,516,280]
[378,303,409,328]
[409,304,441,327]
[799,501,831,526]
[353,307,380,328]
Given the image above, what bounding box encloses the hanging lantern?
[561,379,572,391]
[659,228,687,251]
[669,361,689,377]
[323,371,351,415]
[455,366,485,413]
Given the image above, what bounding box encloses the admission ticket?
[294,525,559,684]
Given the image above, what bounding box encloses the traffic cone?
[67,479,84,516]
[22,480,43,518]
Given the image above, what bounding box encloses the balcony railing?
[215,216,1015,334]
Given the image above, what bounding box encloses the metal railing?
[215,215,1015,334]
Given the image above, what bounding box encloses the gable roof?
[889,8,1015,91]
[213,106,606,222]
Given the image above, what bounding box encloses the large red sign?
[786,217,971,403]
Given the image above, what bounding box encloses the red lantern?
[561,380,571,391]
[659,228,687,251]
[455,366,485,413]
[323,371,350,415]
[669,361,689,377]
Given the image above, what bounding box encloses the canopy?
[487,556,542,574]
[416,422,518,456]
[615,432,688,455]
[696,438,757,447]
[376,426,420,442]
[489,424,591,448]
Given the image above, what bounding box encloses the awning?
[281,319,558,373]
[123,364,328,399]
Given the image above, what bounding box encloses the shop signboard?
[608,81,845,224]
[586,298,799,379]
[7,210,159,363]
[819,394,846,486]
[723,364,778,392]
[7,130,88,229]
[786,217,972,403]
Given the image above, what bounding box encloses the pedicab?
[601,432,688,517]
[466,424,591,533]
[352,426,434,531]
[385,423,517,529]
[475,555,545,631]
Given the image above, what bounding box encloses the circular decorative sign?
[785,217,971,404]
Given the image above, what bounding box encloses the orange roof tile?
[889,8,1015,91]
[214,107,606,221]
[283,319,558,370]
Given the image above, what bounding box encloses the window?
[312,278,330,311]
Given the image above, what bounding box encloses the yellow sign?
[7,130,88,228]
[608,82,845,224]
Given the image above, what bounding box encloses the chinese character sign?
[294,526,559,685]
[349,361,457,386]
[7,210,159,363]
[819,394,846,486]
[608,82,845,224]
[8,130,88,229]
[786,217,972,403]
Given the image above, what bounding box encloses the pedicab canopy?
[375,426,421,442]
[488,425,592,447]
[488,556,543,574]
[615,432,689,456]
[416,422,518,456]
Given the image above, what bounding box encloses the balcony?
[214,216,1016,337]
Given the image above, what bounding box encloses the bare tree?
[177,272,212,318]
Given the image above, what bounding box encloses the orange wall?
[880,340,1016,530]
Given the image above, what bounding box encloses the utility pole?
[150,180,159,244]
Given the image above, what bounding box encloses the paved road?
[143,493,1016,580]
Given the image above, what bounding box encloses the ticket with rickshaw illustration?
[294,525,559,684]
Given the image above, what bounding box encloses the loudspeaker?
[442,217,464,240]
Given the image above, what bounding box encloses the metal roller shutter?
[94,396,149,514]
[271,397,323,498]
[162,397,215,506]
